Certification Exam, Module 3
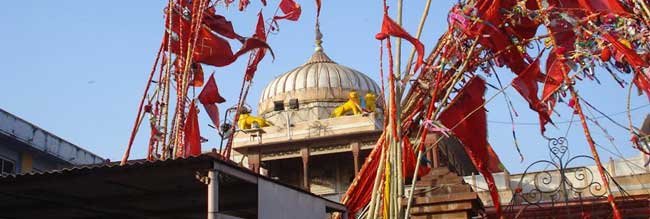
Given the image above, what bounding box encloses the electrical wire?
[487,104,650,126]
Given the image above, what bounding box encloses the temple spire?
[315,20,323,52]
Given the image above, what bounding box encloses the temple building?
[229,25,650,217]
[232,32,384,200]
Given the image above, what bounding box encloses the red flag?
[199,74,226,105]
[245,11,268,81]
[194,28,236,67]
[184,100,202,157]
[199,74,226,128]
[578,0,629,14]
[194,27,273,67]
[203,104,221,130]
[163,7,192,56]
[233,37,275,62]
[486,144,504,173]
[438,76,502,217]
[512,56,552,133]
[375,14,425,73]
[273,0,301,21]
[542,51,567,102]
[203,14,245,41]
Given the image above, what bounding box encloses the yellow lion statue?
[364,93,377,113]
[331,91,362,117]
[238,111,273,130]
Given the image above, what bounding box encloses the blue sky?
[1,1,647,173]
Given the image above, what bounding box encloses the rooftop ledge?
[233,112,383,150]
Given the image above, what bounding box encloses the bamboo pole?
[121,43,164,165]
[394,1,405,217]
[395,0,403,79]
[160,0,174,159]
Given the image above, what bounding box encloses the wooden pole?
[570,90,622,219]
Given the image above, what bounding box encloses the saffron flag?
[184,100,202,157]
[438,76,502,217]
[273,0,301,21]
[375,14,425,73]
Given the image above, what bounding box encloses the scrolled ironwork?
[503,137,626,218]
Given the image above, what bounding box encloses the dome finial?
[315,20,323,52]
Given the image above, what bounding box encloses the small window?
[1,158,15,175]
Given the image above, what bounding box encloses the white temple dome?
[258,49,381,115]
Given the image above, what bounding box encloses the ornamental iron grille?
[502,137,632,219]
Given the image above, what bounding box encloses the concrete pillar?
[20,153,33,174]
[207,170,219,219]
[301,147,310,190]
[351,142,360,175]
[609,157,617,177]
[248,150,261,174]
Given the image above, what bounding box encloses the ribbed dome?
[258,50,381,115]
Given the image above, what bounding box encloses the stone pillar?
[248,150,261,174]
[301,147,310,190]
[351,142,360,175]
[425,133,440,168]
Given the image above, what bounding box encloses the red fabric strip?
[438,76,502,217]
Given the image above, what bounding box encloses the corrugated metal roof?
[0,153,251,218]
[0,153,224,181]
[0,153,345,219]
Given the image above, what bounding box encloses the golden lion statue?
[331,91,362,117]
[364,93,377,113]
[238,111,273,130]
